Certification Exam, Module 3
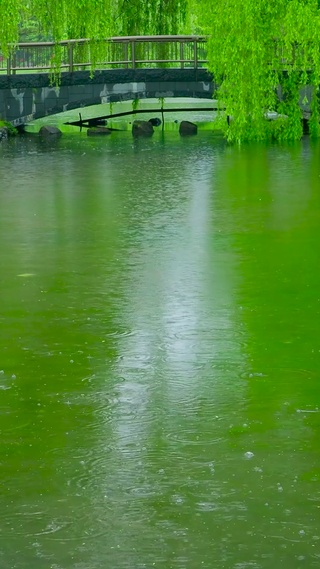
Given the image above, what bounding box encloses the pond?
[0,128,319,569]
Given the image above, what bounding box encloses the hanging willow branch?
[194,0,320,141]
[1,0,320,140]
[0,0,188,51]
[0,0,189,80]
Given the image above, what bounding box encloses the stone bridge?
[0,68,215,126]
[0,34,314,126]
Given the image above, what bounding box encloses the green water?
[0,131,319,569]
[24,98,217,133]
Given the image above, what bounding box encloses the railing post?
[180,41,184,69]
[68,42,74,72]
[194,40,198,68]
[11,52,17,75]
[131,40,135,69]
[124,41,128,68]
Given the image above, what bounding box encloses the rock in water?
[87,127,112,136]
[148,117,161,127]
[132,120,154,137]
[0,127,8,141]
[179,120,198,136]
[39,125,62,137]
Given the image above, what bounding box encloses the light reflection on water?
[0,132,319,568]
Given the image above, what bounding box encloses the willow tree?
[118,0,188,35]
[2,0,320,141]
[195,0,320,141]
[0,0,188,51]
[0,0,188,77]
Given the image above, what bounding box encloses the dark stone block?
[33,103,45,115]
[0,127,8,141]
[78,85,95,95]
[132,120,154,137]
[39,125,62,136]
[0,91,5,116]
[92,84,107,97]
[149,117,161,126]
[179,120,197,136]
[58,86,69,98]
[22,96,33,115]
[68,90,90,103]
[108,94,120,103]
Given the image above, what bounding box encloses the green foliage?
[0,0,188,52]
[0,0,26,55]
[0,120,18,135]
[2,0,320,141]
[18,18,49,42]
[118,0,188,35]
[194,0,320,141]
[132,98,139,111]
[0,0,189,81]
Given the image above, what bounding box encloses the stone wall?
[0,68,215,125]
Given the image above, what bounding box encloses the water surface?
[0,131,319,569]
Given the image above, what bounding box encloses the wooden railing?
[0,35,208,75]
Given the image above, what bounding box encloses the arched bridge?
[0,36,215,125]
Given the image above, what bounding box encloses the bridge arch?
[0,68,215,125]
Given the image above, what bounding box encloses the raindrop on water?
[244,451,254,459]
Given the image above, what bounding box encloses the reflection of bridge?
[0,36,215,125]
